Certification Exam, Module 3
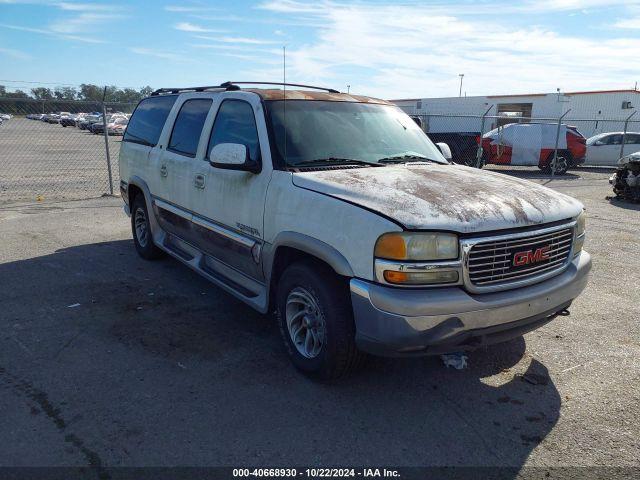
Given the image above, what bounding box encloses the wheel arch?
[126,176,161,237]
[264,232,355,311]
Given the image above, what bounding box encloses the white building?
[391,89,639,137]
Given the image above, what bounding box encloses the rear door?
[153,95,214,238]
[623,133,640,157]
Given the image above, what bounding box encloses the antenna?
[283,45,287,165]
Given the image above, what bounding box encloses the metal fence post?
[552,109,571,177]
[620,111,637,161]
[101,87,114,195]
[475,105,494,168]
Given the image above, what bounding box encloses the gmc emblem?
[513,246,551,266]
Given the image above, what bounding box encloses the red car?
[478,123,586,174]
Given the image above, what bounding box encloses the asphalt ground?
[0,117,120,202]
[0,166,638,476]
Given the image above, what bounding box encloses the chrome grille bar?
[462,223,576,293]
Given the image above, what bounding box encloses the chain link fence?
[1,87,639,203]
[407,111,640,174]
[0,96,136,203]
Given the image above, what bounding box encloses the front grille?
[467,227,574,288]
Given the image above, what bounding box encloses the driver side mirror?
[435,142,452,161]
[209,143,260,173]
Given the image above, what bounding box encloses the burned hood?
[292,164,583,233]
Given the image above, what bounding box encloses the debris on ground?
[610,152,640,203]
[67,303,81,308]
[441,352,468,370]
[519,373,549,385]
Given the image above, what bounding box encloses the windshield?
[266,100,447,167]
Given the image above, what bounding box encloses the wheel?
[276,261,366,380]
[130,195,164,260]
[542,152,569,175]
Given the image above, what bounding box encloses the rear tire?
[541,152,570,175]
[276,261,366,380]
[131,195,165,260]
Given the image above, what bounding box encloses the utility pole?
[458,74,464,97]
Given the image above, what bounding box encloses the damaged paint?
[292,163,583,233]
[246,88,392,105]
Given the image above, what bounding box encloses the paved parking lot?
[0,118,120,202]
[0,168,638,474]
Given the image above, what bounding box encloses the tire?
[130,194,165,260]
[541,152,569,175]
[276,261,366,380]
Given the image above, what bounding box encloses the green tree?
[31,87,54,100]
[139,86,153,98]
[78,83,103,102]
[53,86,78,100]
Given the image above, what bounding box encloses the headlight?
[573,210,586,255]
[374,232,460,286]
[375,232,459,261]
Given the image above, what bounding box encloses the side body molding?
[264,231,355,283]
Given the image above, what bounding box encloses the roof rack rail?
[220,81,340,94]
[150,85,235,96]
[150,81,340,96]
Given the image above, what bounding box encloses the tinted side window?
[624,134,640,144]
[124,95,177,147]
[606,134,623,145]
[168,99,213,157]
[207,100,260,162]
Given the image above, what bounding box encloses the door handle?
[160,164,168,177]
[194,173,206,189]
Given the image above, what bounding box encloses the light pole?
[458,74,464,97]
[347,85,350,94]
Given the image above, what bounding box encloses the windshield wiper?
[292,157,383,167]
[377,154,438,164]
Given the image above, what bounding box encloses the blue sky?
[1,0,639,98]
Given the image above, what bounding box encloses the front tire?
[276,261,365,380]
[131,195,164,260]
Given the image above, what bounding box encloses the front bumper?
[350,251,591,356]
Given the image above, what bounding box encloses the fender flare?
[127,176,161,238]
[264,231,355,284]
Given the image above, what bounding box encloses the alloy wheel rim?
[134,208,148,247]
[285,287,326,359]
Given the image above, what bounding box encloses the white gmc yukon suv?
[118,82,591,380]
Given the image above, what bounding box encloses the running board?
[155,231,268,313]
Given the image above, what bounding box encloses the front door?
[184,93,273,281]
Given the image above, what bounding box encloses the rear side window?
[624,134,640,144]
[168,99,213,157]
[207,100,260,162]
[124,95,177,147]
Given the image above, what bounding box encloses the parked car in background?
[107,117,128,135]
[78,114,102,130]
[92,114,127,134]
[585,132,640,166]
[119,84,590,379]
[0,113,12,121]
[60,114,78,127]
[479,123,586,174]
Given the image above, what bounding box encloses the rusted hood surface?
[292,164,583,232]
